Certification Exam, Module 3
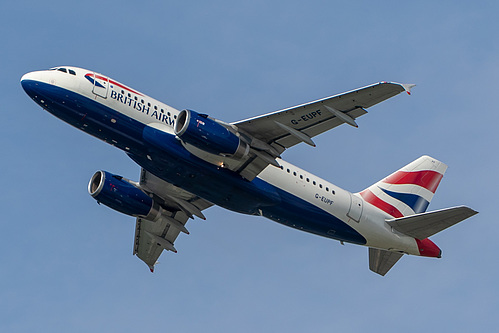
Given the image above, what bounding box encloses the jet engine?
[174,109,249,158]
[88,170,159,219]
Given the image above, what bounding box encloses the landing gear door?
[91,72,109,98]
[347,193,363,222]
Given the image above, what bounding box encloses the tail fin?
[359,155,447,218]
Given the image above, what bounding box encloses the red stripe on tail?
[359,189,403,218]
[383,170,443,193]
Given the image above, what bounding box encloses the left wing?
[133,169,212,271]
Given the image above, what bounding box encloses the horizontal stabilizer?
[369,248,403,276]
[386,206,478,240]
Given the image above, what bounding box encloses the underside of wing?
[133,169,212,271]
[233,82,414,155]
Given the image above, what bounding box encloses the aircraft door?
[91,72,109,98]
[347,193,363,222]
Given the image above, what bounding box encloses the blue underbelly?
[25,80,366,245]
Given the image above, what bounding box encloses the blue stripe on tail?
[379,188,429,214]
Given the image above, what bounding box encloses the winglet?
[401,83,416,95]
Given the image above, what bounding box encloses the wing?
[230,82,414,180]
[369,248,404,276]
[133,168,213,271]
[233,82,414,155]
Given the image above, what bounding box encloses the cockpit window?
[50,67,76,75]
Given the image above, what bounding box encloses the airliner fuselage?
[21,66,476,275]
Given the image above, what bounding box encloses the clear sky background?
[2,1,497,332]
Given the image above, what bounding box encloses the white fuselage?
[21,66,422,256]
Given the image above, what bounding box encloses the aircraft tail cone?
[416,238,441,258]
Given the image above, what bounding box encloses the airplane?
[21,66,478,276]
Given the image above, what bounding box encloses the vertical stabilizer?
[359,156,447,218]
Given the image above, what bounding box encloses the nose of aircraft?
[20,71,44,99]
[416,238,442,258]
[21,73,35,98]
[20,71,40,84]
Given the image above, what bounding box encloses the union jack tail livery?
[360,156,476,275]
[360,155,447,218]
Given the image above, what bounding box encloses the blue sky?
[2,1,498,332]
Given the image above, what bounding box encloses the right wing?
[230,82,414,180]
[133,169,212,271]
[233,82,415,154]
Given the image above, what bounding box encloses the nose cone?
[20,71,41,98]
[21,71,40,84]
[416,238,442,258]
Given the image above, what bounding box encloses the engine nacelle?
[174,109,248,157]
[88,171,156,218]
